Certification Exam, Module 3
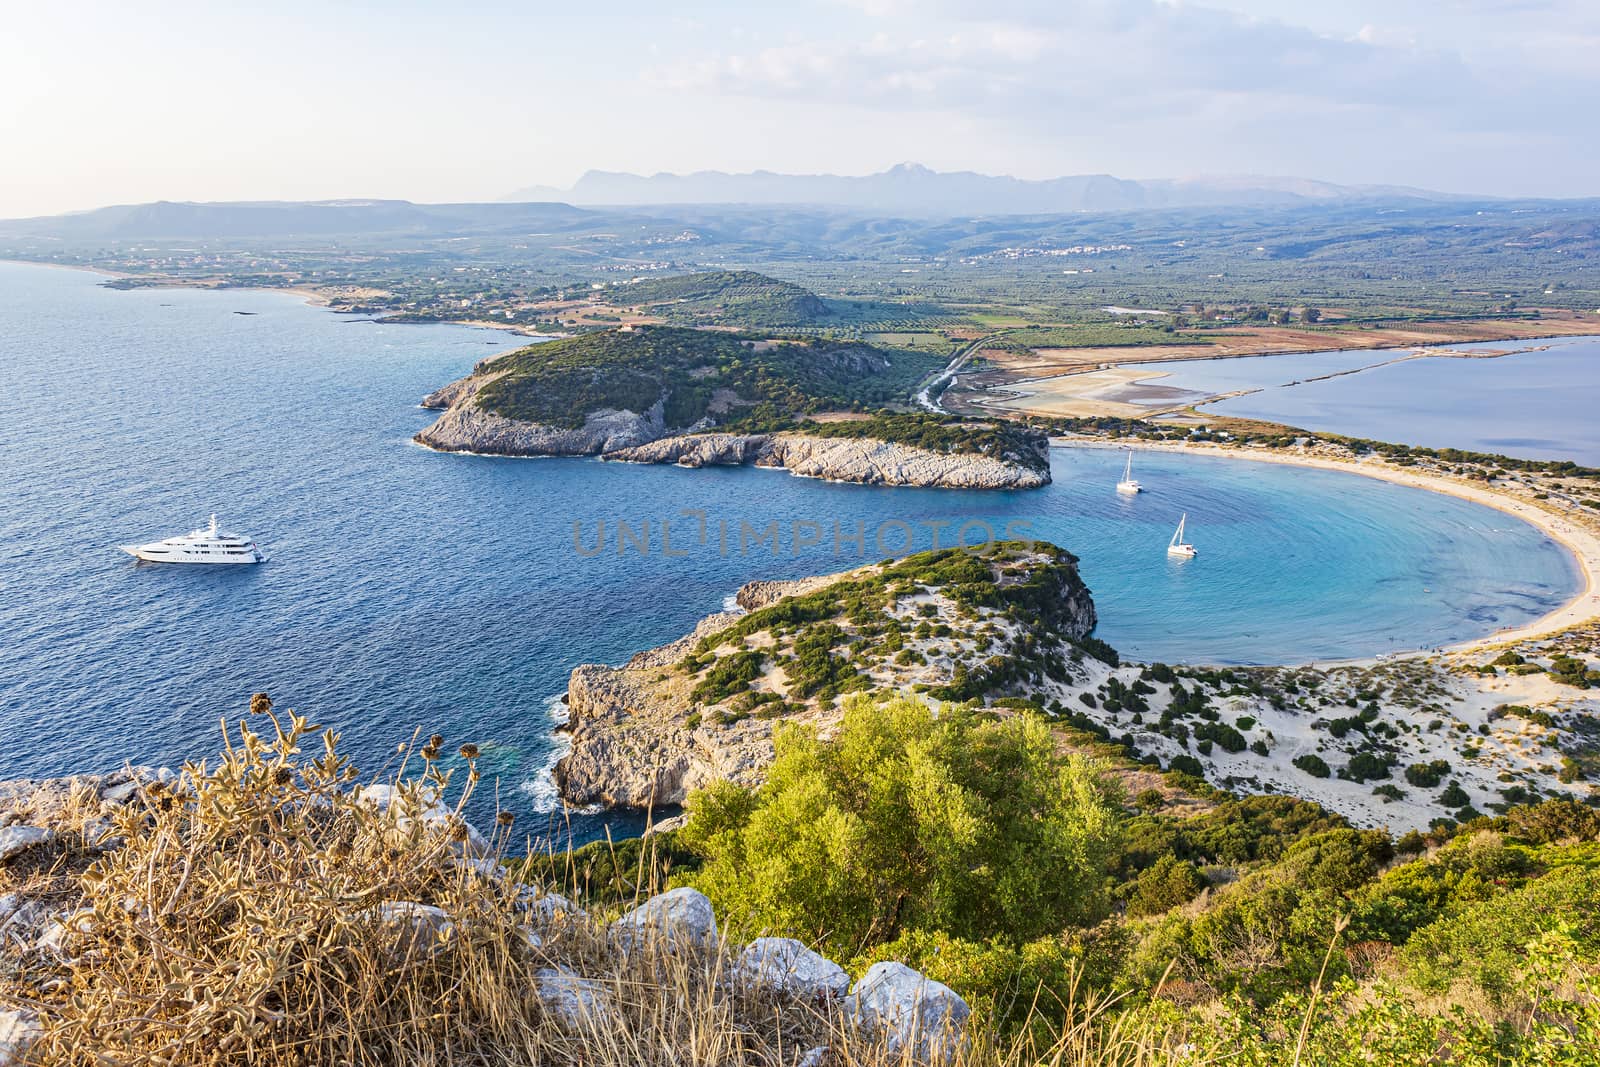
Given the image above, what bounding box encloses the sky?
[1,0,1596,217]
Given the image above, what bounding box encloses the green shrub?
[1195,721,1247,754]
[1404,759,1450,788]
[1168,754,1206,779]
[1341,752,1392,783]
[1293,753,1332,778]
[1127,855,1207,916]
[679,695,1123,955]
[1403,865,1600,1003]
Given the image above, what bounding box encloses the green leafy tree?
[677,695,1123,954]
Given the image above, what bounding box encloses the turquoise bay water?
[0,262,1581,835]
[1125,336,1600,464]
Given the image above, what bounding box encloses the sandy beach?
[963,321,1600,420]
[1055,437,1600,653]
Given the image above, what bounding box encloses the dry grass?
[0,699,1195,1067]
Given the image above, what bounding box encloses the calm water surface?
[0,263,1581,835]
[1125,336,1600,464]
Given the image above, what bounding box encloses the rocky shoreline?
[555,547,1100,809]
[414,375,1049,489]
[605,431,1050,489]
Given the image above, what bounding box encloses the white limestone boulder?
[364,900,455,959]
[535,965,612,1028]
[0,894,49,950]
[732,937,851,1000]
[0,826,56,865]
[0,1008,42,1066]
[846,961,970,1064]
[610,886,718,952]
[517,886,583,927]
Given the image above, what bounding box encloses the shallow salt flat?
[1132,337,1600,465]
[0,261,1581,838]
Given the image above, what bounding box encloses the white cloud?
[642,0,1597,192]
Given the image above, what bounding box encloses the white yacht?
[1167,513,1197,558]
[120,515,266,564]
[1116,451,1143,494]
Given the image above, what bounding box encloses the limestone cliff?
[416,398,666,456]
[605,431,1050,489]
[555,543,1101,808]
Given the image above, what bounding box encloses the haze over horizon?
[2,0,1597,218]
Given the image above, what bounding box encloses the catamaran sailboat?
[1116,451,1143,494]
[1167,513,1196,558]
[120,515,266,564]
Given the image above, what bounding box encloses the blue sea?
[1120,336,1600,465]
[0,262,1582,837]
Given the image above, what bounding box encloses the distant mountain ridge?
[503,162,1469,214]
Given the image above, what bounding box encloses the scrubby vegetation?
[472,326,941,430]
[795,414,1050,473]
[607,270,831,327]
[653,696,1600,1062]
[681,543,1104,713]
[4,696,1598,1065]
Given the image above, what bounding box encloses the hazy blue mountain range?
[503,162,1469,214]
[3,186,1595,277]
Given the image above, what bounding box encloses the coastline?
[974,329,1600,420]
[0,258,555,336]
[1055,437,1600,655]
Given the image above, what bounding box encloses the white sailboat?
[1116,451,1142,494]
[1167,513,1196,558]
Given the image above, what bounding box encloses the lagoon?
[1123,336,1600,465]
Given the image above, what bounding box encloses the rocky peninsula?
[413,324,1050,489]
[555,543,1102,808]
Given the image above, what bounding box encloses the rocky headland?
[555,543,1102,808]
[415,397,1049,489]
[412,325,1049,488]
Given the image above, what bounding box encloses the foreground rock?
[556,543,1102,807]
[354,784,490,857]
[0,826,55,865]
[610,886,718,952]
[848,961,971,1064]
[0,1008,41,1066]
[606,431,1050,489]
[365,901,456,959]
[733,937,852,1000]
[535,965,613,1029]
